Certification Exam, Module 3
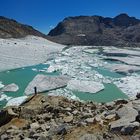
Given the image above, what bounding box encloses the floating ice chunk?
[0,94,12,101]
[6,96,28,107]
[47,65,62,73]
[114,75,140,98]
[2,83,19,92]
[67,80,104,93]
[48,88,80,101]
[25,74,70,95]
[32,68,38,71]
[0,82,4,89]
[39,69,46,72]
[83,49,98,54]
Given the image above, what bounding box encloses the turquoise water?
[74,83,128,103]
[92,67,124,78]
[0,64,61,108]
[0,62,128,108]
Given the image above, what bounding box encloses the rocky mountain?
[47,14,140,47]
[0,16,47,38]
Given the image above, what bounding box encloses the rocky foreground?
[0,94,140,140]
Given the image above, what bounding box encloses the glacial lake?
[0,63,128,108]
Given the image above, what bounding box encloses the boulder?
[30,122,40,130]
[1,83,19,92]
[25,74,70,95]
[116,106,138,121]
[85,118,94,124]
[109,106,139,133]
[63,115,73,123]
[79,134,97,140]
[136,93,140,99]
[121,122,140,135]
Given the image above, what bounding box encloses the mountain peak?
[0,16,47,39]
[47,13,140,47]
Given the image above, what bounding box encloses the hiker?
[34,86,37,95]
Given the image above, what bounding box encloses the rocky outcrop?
[0,16,47,38]
[47,13,140,47]
[0,94,139,139]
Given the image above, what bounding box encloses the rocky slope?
[47,14,140,47]
[0,94,140,140]
[0,16,47,38]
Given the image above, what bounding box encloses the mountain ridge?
[0,16,47,38]
[47,13,140,47]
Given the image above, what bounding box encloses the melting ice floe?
[6,96,28,107]
[48,88,80,101]
[25,74,70,95]
[114,74,140,98]
[0,94,12,102]
[45,46,140,98]
[67,80,104,93]
[0,81,4,89]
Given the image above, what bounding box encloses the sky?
[0,0,140,34]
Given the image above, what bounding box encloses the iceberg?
[67,80,104,93]
[2,83,19,92]
[25,74,70,95]
[6,96,28,107]
[0,82,4,89]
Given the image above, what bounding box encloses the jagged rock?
[115,99,128,105]
[116,106,138,121]
[85,118,94,124]
[63,115,73,123]
[136,93,140,99]
[48,124,68,136]
[120,122,140,135]
[79,134,97,140]
[110,106,139,133]
[38,135,47,140]
[30,122,40,130]
[0,108,18,127]
[105,114,116,120]
[1,83,19,92]
[25,74,70,95]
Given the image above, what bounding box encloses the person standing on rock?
[34,86,37,95]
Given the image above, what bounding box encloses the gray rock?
[23,138,32,140]
[63,115,73,123]
[136,93,140,99]
[37,135,46,140]
[115,99,128,105]
[110,118,140,134]
[25,74,70,95]
[85,118,94,123]
[0,134,8,140]
[80,134,97,140]
[116,106,138,121]
[1,83,19,92]
[48,124,68,135]
[121,122,140,135]
[30,122,40,130]
[131,135,140,140]
[105,114,116,120]
[110,119,131,131]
